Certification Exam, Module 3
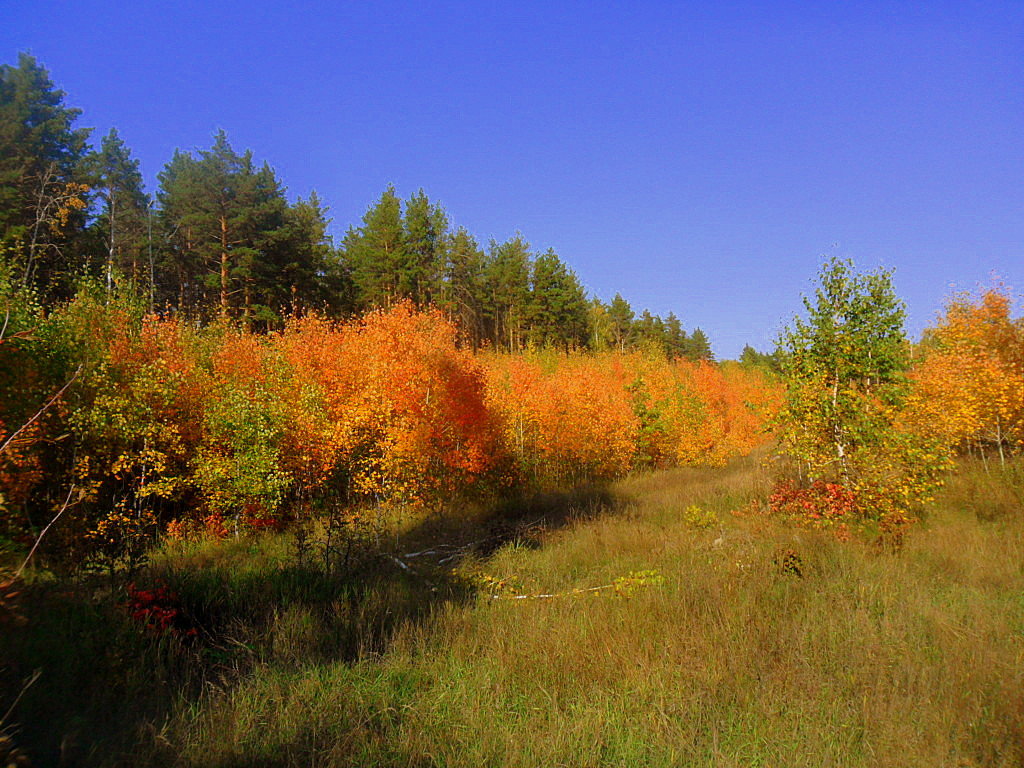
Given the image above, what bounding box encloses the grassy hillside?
[3,455,1023,767]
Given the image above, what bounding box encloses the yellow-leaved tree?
[907,288,1024,464]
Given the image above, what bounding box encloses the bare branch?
[15,483,76,578]
[0,365,81,457]
[0,668,42,728]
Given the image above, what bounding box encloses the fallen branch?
[387,554,415,573]
[383,554,439,592]
[490,570,665,601]
[402,544,463,559]
[491,583,616,600]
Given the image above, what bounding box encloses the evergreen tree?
[526,249,590,350]
[87,128,151,295]
[155,131,289,320]
[607,293,635,351]
[443,226,486,348]
[482,235,531,351]
[0,52,92,297]
[401,189,447,306]
[154,149,200,309]
[686,327,713,361]
[663,312,686,359]
[635,309,665,352]
[344,185,405,309]
[259,191,342,317]
[739,344,781,371]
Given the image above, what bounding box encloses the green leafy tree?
[587,298,614,351]
[777,257,945,530]
[779,257,907,478]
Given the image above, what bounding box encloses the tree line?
[1,52,715,358]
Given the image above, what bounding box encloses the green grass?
[3,455,1023,766]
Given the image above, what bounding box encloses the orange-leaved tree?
[281,303,505,511]
[483,351,638,485]
[907,288,1024,464]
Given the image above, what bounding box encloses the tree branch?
[0,365,81,457]
[14,483,76,579]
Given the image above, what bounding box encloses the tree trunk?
[25,164,56,288]
[243,279,252,329]
[832,375,846,476]
[997,416,1006,468]
[106,192,116,297]
[220,215,230,316]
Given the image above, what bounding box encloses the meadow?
[2,452,1022,767]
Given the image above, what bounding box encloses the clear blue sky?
[4,1,1022,358]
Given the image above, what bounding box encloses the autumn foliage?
[907,288,1024,460]
[5,276,1023,568]
[773,276,1022,537]
[481,351,781,486]
[0,293,783,568]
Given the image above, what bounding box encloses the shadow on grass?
[0,482,628,767]
[396,481,626,559]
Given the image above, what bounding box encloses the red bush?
[769,480,857,536]
[124,581,197,638]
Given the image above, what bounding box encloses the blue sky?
[4,1,1022,357]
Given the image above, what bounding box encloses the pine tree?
[635,309,665,352]
[401,189,448,306]
[155,131,289,319]
[0,52,92,297]
[686,328,713,361]
[739,344,781,371]
[607,293,635,351]
[482,235,531,351]
[259,191,341,317]
[155,149,200,310]
[663,312,686,359]
[344,185,405,309]
[443,226,486,348]
[526,249,590,350]
[87,128,151,295]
